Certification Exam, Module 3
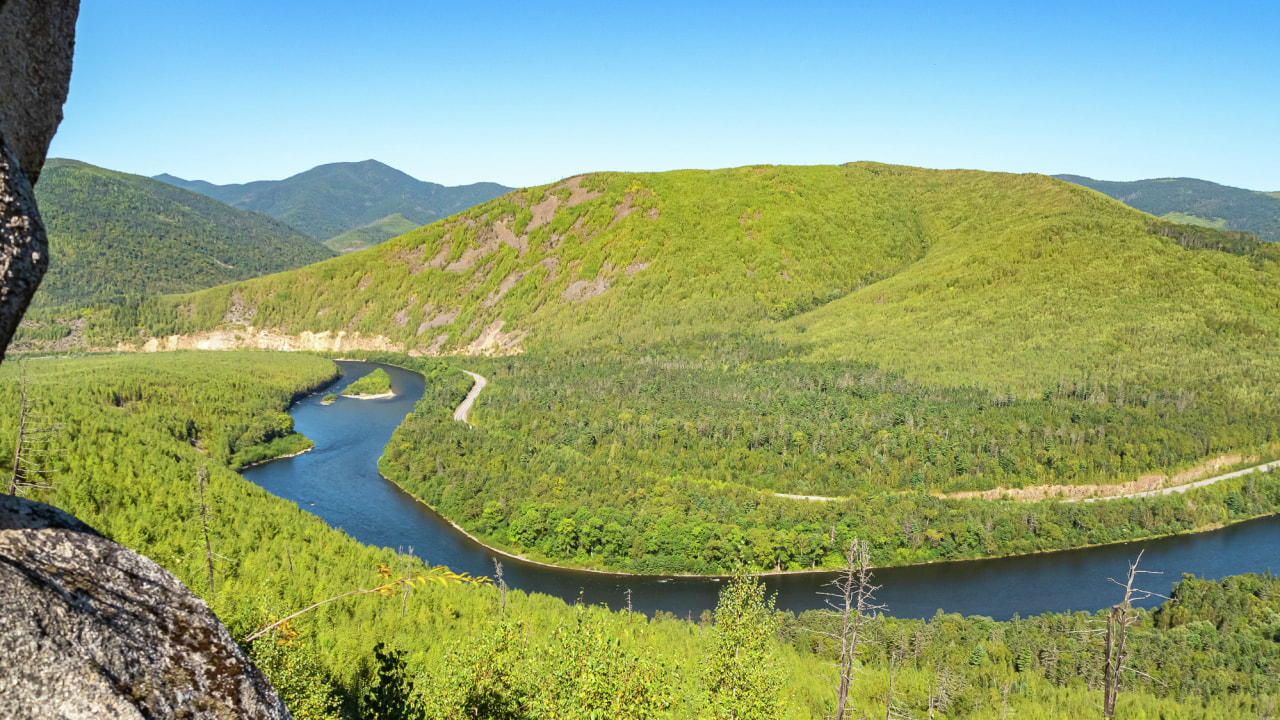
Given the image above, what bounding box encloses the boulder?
[0,494,292,719]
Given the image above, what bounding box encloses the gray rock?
[0,495,293,719]
[0,0,81,184]
[0,0,78,361]
[0,133,49,363]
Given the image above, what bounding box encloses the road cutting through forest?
[453,370,486,426]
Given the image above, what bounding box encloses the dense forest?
[3,352,1278,718]
[31,159,334,308]
[371,344,1280,574]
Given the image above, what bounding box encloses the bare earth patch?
[357,275,373,291]
[938,453,1254,502]
[608,194,639,229]
[483,270,529,309]
[393,245,426,274]
[392,298,416,327]
[625,262,649,277]
[527,194,559,232]
[111,329,404,354]
[564,176,602,207]
[463,320,526,355]
[562,262,614,302]
[417,306,459,335]
[494,220,527,256]
[222,292,256,326]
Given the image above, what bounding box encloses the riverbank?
[238,443,315,471]
[341,391,395,399]
[377,466,1280,580]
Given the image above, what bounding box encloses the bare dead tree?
[8,361,60,496]
[399,547,414,618]
[1100,551,1165,719]
[816,537,885,720]
[626,587,633,624]
[884,656,916,720]
[197,466,216,600]
[493,558,508,618]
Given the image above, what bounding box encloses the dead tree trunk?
[1101,550,1162,719]
[197,466,215,601]
[819,537,884,720]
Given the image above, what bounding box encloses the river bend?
[243,361,1280,620]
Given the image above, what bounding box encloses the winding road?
[1077,460,1279,503]
[453,371,487,426]
[774,459,1280,504]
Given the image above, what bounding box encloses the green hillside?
[22,163,1280,573]
[155,160,513,241]
[67,163,1280,390]
[323,213,420,253]
[31,159,335,308]
[1056,174,1280,243]
[7,353,1274,719]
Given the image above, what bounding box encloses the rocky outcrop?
[0,0,80,361]
[0,0,80,185]
[0,135,47,364]
[0,495,291,719]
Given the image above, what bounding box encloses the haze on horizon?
[49,0,1280,191]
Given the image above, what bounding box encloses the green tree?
[703,575,784,719]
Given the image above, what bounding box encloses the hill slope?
[322,213,419,253]
[72,163,1278,390]
[155,160,513,242]
[22,163,1280,575]
[31,159,335,308]
[1055,174,1280,243]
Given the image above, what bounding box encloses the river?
[243,361,1280,620]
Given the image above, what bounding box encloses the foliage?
[30,163,1280,401]
[344,367,392,397]
[376,340,1280,573]
[156,159,512,241]
[31,159,334,308]
[1,351,1276,718]
[703,575,785,719]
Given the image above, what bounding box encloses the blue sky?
[49,1,1280,190]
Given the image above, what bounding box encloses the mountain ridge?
[30,158,335,308]
[155,159,513,242]
[32,162,1280,396]
[1055,173,1280,243]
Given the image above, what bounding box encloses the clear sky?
[48,0,1280,190]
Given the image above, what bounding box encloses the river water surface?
[243,361,1280,620]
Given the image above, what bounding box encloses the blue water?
[244,361,1280,619]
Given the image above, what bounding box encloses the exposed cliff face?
[0,495,291,719]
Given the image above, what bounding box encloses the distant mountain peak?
[153,160,512,242]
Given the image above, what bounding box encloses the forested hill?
[54,162,1280,393]
[155,159,513,242]
[31,159,335,308]
[1056,174,1280,243]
